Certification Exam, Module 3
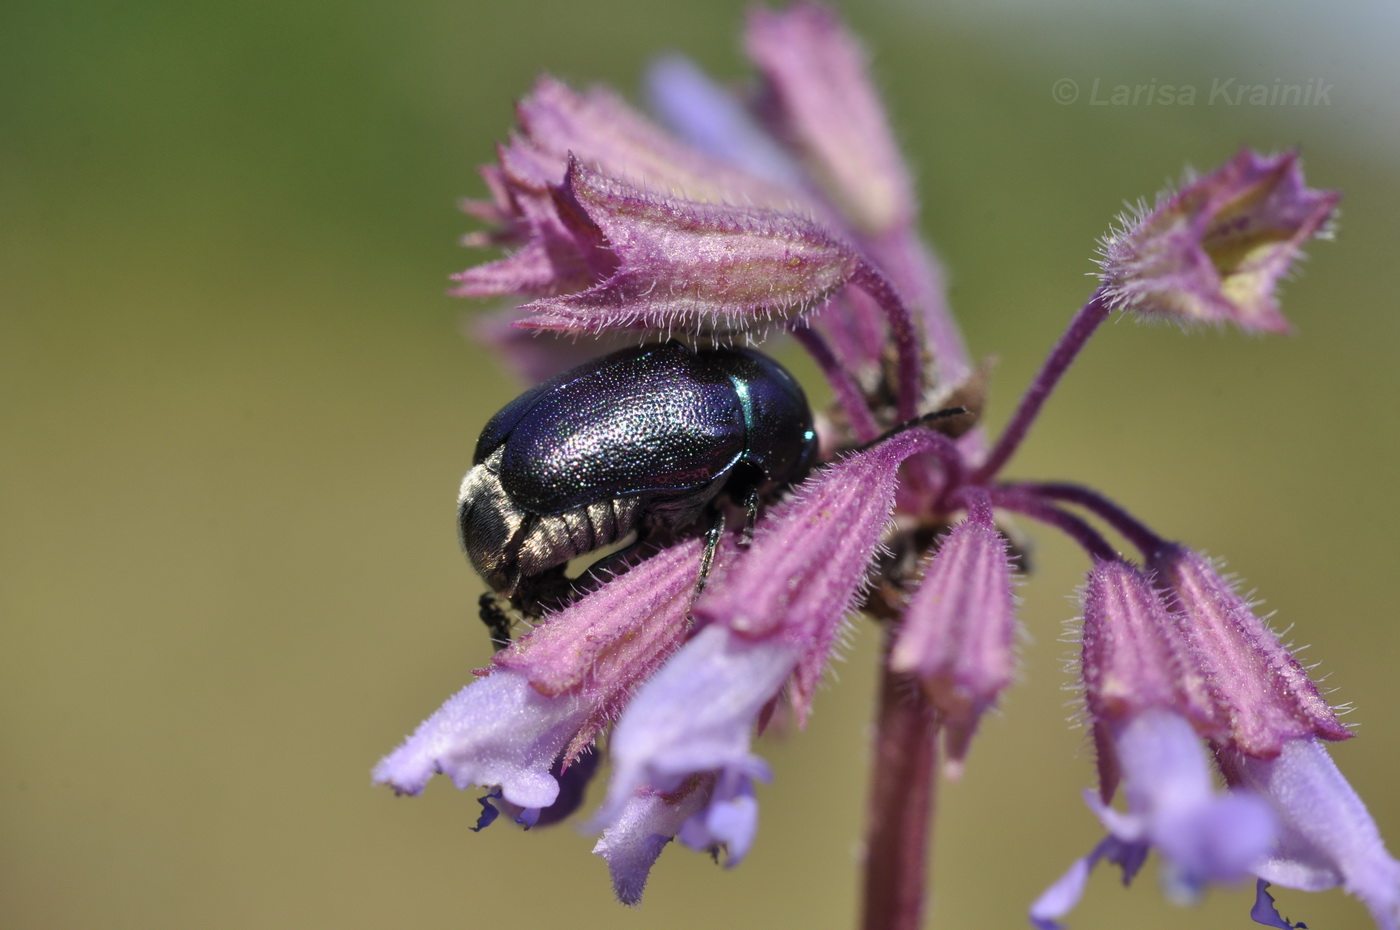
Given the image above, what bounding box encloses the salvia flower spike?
[375,5,1387,929]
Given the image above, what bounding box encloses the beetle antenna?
[852,406,969,453]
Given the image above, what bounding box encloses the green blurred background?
[4,0,1396,927]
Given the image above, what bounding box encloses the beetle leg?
[738,485,761,548]
[694,508,727,599]
[471,515,535,647]
[478,592,516,651]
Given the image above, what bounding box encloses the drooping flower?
[1149,544,1351,756]
[594,429,954,894]
[1145,547,1400,929]
[374,5,1385,929]
[1032,559,1277,928]
[1221,738,1400,930]
[374,536,708,817]
[889,489,1019,772]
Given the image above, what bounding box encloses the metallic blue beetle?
[458,341,817,628]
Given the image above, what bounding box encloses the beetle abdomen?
[516,496,643,581]
[460,448,646,593]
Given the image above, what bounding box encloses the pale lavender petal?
[1155,794,1278,898]
[645,54,804,190]
[678,772,760,866]
[593,778,713,906]
[1113,710,1219,828]
[1106,710,1276,887]
[474,753,603,830]
[593,765,761,906]
[1029,853,1093,930]
[598,624,791,827]
[1222,738,1400,930]
[1029,836,1146,930]
[1035,710,1276,926]
[372,668,588,810]
[532,750,601,828]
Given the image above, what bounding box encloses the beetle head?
[458,450,524,594]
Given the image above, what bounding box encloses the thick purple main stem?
[973,290,1111,483]
[861,629,938,930]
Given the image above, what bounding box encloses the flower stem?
[982,484,1118,562]
[973,289,1111,483]
[790,323,882,443]
[1019,481,1166,557]
[866,228,971,390]
[852,262,924,423]
[861,628,938,930]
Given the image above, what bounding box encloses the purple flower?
[591,431,950,896]
[1221,738,1400,930]
[511,156,863,337]
[1098,149,1339,333]
[697,430,948,720]
[374,5,1386,928]
[1032,710,1277,930]
[1032,560,1277,928]
[373,536,706,815]
[372,668,589,811]
[1149,544,1350,756]
[889,489,1019,772]
[596,625,787,850]
[592,775,724,905]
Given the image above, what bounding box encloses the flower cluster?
[374,5,1395,928]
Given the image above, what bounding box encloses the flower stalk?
[972,288,1112,484]
[861,631,940,930]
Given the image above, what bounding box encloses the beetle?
[458,341,818,639]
